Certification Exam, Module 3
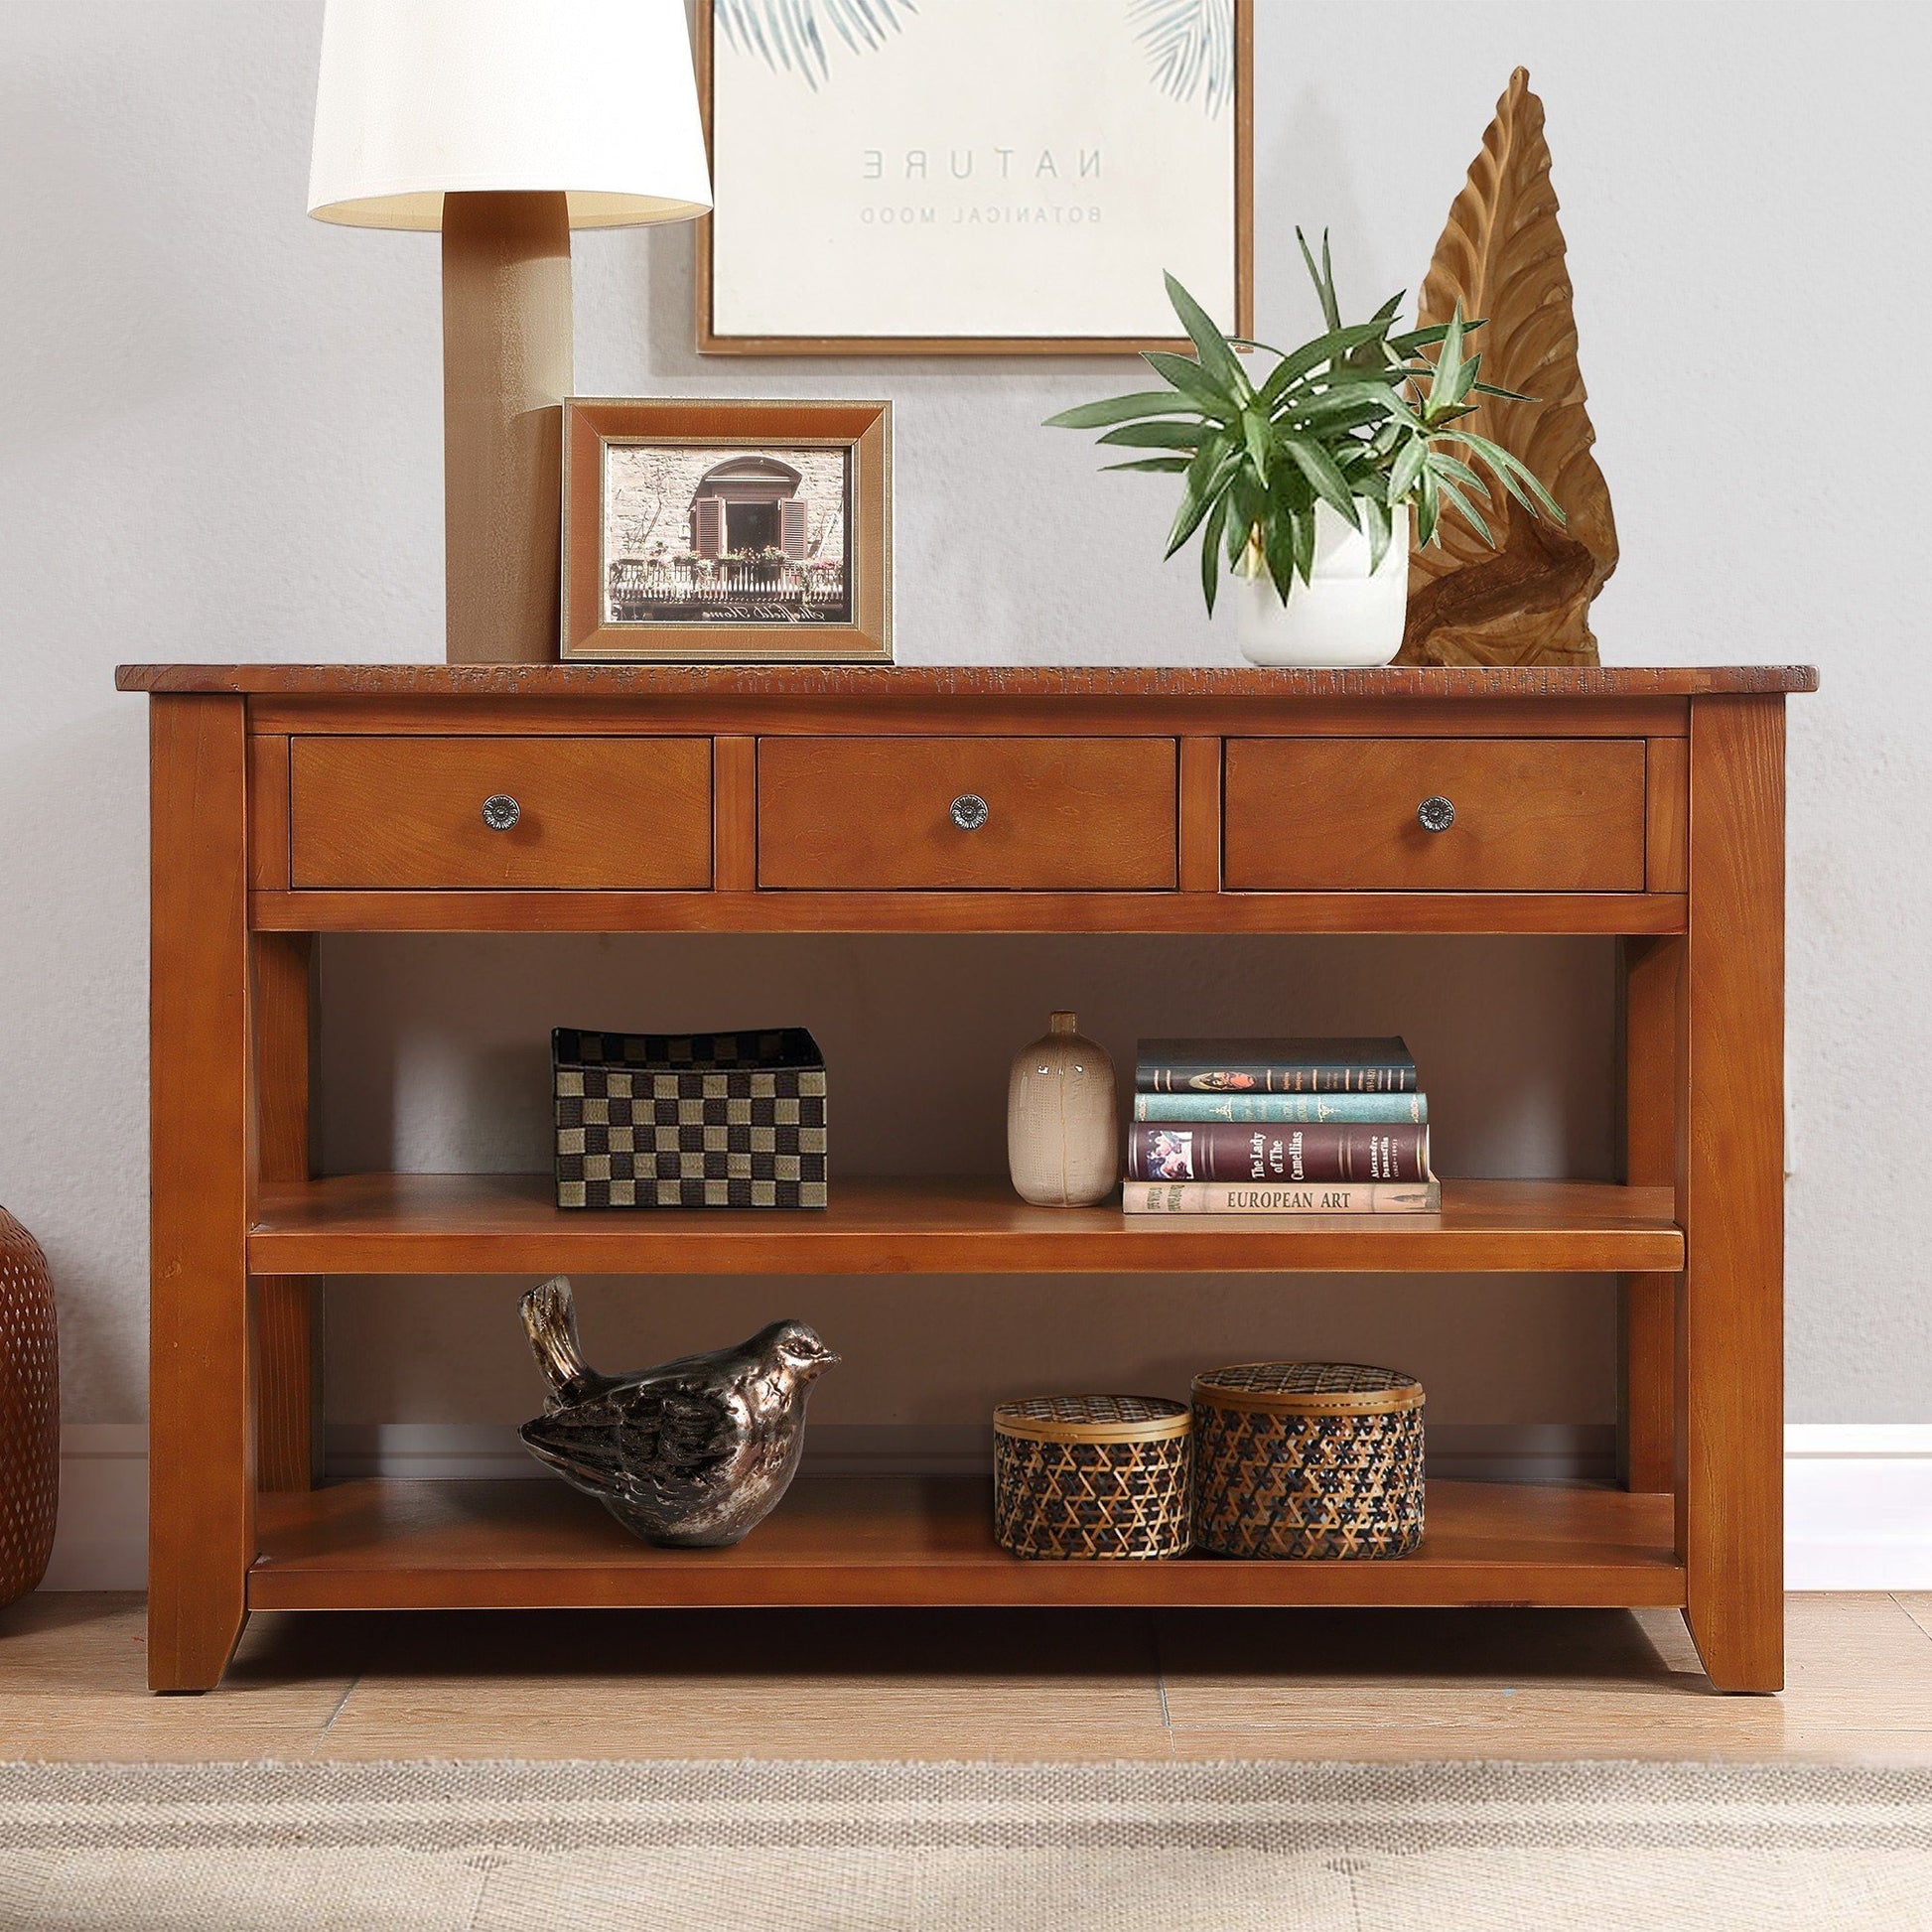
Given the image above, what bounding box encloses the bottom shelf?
[251,1477,1684,1612]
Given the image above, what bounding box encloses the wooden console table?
[117,662,1814,1694]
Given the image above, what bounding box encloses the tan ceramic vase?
[1006,1012,1118,1207]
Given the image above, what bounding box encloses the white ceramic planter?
[1233,502,1410,668]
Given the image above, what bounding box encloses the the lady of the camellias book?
[1126,1121,1434,1183]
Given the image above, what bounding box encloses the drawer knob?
[1417,794,1455,834]
[481,793,521,832]
[949,793,990,832]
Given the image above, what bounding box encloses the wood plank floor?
[5,1594,1932,1761]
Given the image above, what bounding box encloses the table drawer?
[758,738,1177,890]
[1223,738,1648,893]
[289,737,713,890]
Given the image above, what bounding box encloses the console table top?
[116,662,1818,698]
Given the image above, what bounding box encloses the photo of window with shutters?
[603,443,852,626]
[563,397,891,663]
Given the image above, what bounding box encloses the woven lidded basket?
[993,1395,1192,1561]
[1191,1362,1423,1560]
[553,1028,827,1209]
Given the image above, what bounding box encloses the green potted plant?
[1046,234,1565,667]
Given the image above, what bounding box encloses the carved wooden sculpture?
[1401,69,1617,668]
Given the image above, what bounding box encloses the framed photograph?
[562,398,892,663]
[694,0,1253,355]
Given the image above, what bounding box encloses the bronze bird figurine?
[518,1278,838,1548]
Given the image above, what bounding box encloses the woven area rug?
[2,1759,1928,1931]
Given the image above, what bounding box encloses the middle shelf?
[248,1173,1683,1276]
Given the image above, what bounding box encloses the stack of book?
[1122,1037,1440,1216]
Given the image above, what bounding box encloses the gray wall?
[1,2,1924,1441]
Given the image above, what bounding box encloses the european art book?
[1125,1180,1442,1215]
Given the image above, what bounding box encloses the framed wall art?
[562,398,893,663]
[694,0,1253,355]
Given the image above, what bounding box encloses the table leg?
[148,695,255,1692]
[1678,696,1786,1693]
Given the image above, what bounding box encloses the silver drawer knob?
[1417,794,1455,834]
[949,793,989,832]
[481,793,521,832]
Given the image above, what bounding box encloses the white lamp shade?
[308,0,713,229]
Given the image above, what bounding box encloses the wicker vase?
[0,1207,58,1605]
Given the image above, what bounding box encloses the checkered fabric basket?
[992,1395,1192,1561]
[552,1028,828,1209]
[1190,1361,1424,1560]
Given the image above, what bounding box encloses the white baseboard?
[39,1422,1932,1593]
[41,1425,148,1591]
[1784,1426,1932,1589]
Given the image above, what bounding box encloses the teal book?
[1133,1092,1426,1124]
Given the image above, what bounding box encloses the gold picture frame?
[562,397,893,663]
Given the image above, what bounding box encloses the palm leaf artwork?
[1401,68,1617,667]
[1128,0,1236,115]
[1045,243,1567,619]
[715,0,918,88]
